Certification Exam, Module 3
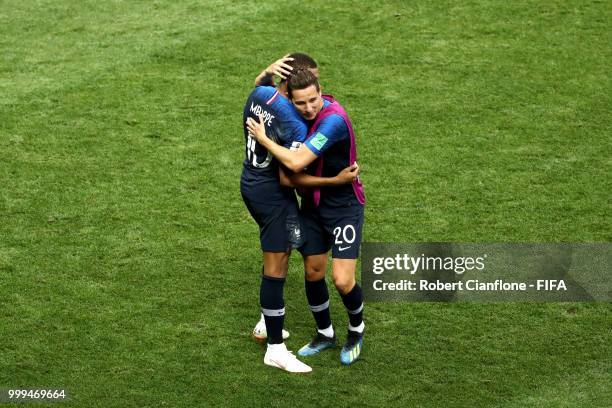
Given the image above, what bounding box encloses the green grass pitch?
[1,1,610,407]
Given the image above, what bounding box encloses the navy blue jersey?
[304,100,358,207]
[241,86,308,202]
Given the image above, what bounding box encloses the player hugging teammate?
[242,54,365,373]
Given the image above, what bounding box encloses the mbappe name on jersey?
[249,102,275,127]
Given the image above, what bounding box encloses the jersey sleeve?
[281,119,308,149]
[272,98,308,148]
[303,114,348,156]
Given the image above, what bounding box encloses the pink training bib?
[307,95,366,207]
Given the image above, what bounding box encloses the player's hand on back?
[246,115,268,144]
[336,162,359,184]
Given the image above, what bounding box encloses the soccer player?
[241,55,359,373]
[250,53,314,343]
[250,53,354,342]
[246,69,366,365]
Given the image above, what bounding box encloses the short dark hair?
[287,52,317,70]
[287,68,320,99]
[279,53,317,86]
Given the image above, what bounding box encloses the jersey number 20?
[333,225,356,245]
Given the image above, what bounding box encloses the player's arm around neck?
[247,115,317,172]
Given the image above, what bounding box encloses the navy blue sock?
[340,283,363,330]
[260,275,285,344]
[305,278,332,332]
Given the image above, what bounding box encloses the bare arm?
[247,115,318,172]
[254,55,294,87]
[279,164,359,188]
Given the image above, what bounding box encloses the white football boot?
[252,315,289,342]
[264,343,312,373]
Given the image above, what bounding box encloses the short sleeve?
[304,114,348,156]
